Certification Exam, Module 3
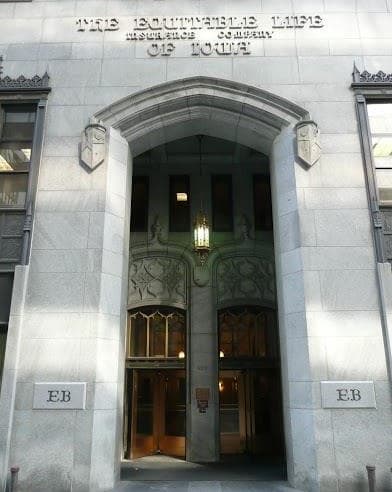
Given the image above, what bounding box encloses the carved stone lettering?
[296,120,321,168]
[76,14,325,57]
[216,256,275,305]
[33,383,86,410]
[80,123,106,171]
[321,381,376,409]
[128,257,187,306]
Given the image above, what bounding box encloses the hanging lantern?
[194,211,210,263]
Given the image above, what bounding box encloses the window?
[169,175,190,232]
[218,306,275,358]
[130,176,149,232]
[0,104,35,208]
[253,175,273,231]
[352,69,392,263]
[127,307,186,358]
[0,104,36,270]
[211,175,233,232]
[367,103,392,205]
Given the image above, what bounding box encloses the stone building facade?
[0,1,391,491]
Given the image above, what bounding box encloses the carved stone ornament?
[352,63,392,84]
[296,120,321,168]
[359,70,392,83]
[0,56,50,91]
[216,256,275,305]
[80,122,106,171]
[128,257,187,306]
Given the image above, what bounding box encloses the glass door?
[219,370,246,454]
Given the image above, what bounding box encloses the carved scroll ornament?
[296,120,321,168]
[128,257,186,306]
[216,256,275,305]
[80,123,106,171]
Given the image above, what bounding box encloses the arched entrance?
[93,77,318,490]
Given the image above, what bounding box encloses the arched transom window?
[127,307,186,359]
[218,306,276,359]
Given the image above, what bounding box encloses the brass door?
[130,369,186,459]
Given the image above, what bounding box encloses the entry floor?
[114,456,303,491]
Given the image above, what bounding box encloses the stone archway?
[89,77,318,491]
[95,76,308,157]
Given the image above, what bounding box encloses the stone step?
[112,481,303,492]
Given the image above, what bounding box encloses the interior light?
[219,350,224,358]
[219,380,224,392]
[193,211,210,264]
[176,192,188,202]
[178,350,185,359]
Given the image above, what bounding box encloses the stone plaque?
[33,383,87,410]
[321,381,376,409]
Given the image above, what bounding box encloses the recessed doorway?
[218,306,284,460]
[219,369,284,457]
[125,369,186,459]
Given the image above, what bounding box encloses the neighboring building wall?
[0,1,391,491]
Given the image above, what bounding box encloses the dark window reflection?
[130,176,149,232]
[253,175,273,231]
[211,175,233,232]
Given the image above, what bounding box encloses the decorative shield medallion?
[80,123,106,171]
[296,120,321,168]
